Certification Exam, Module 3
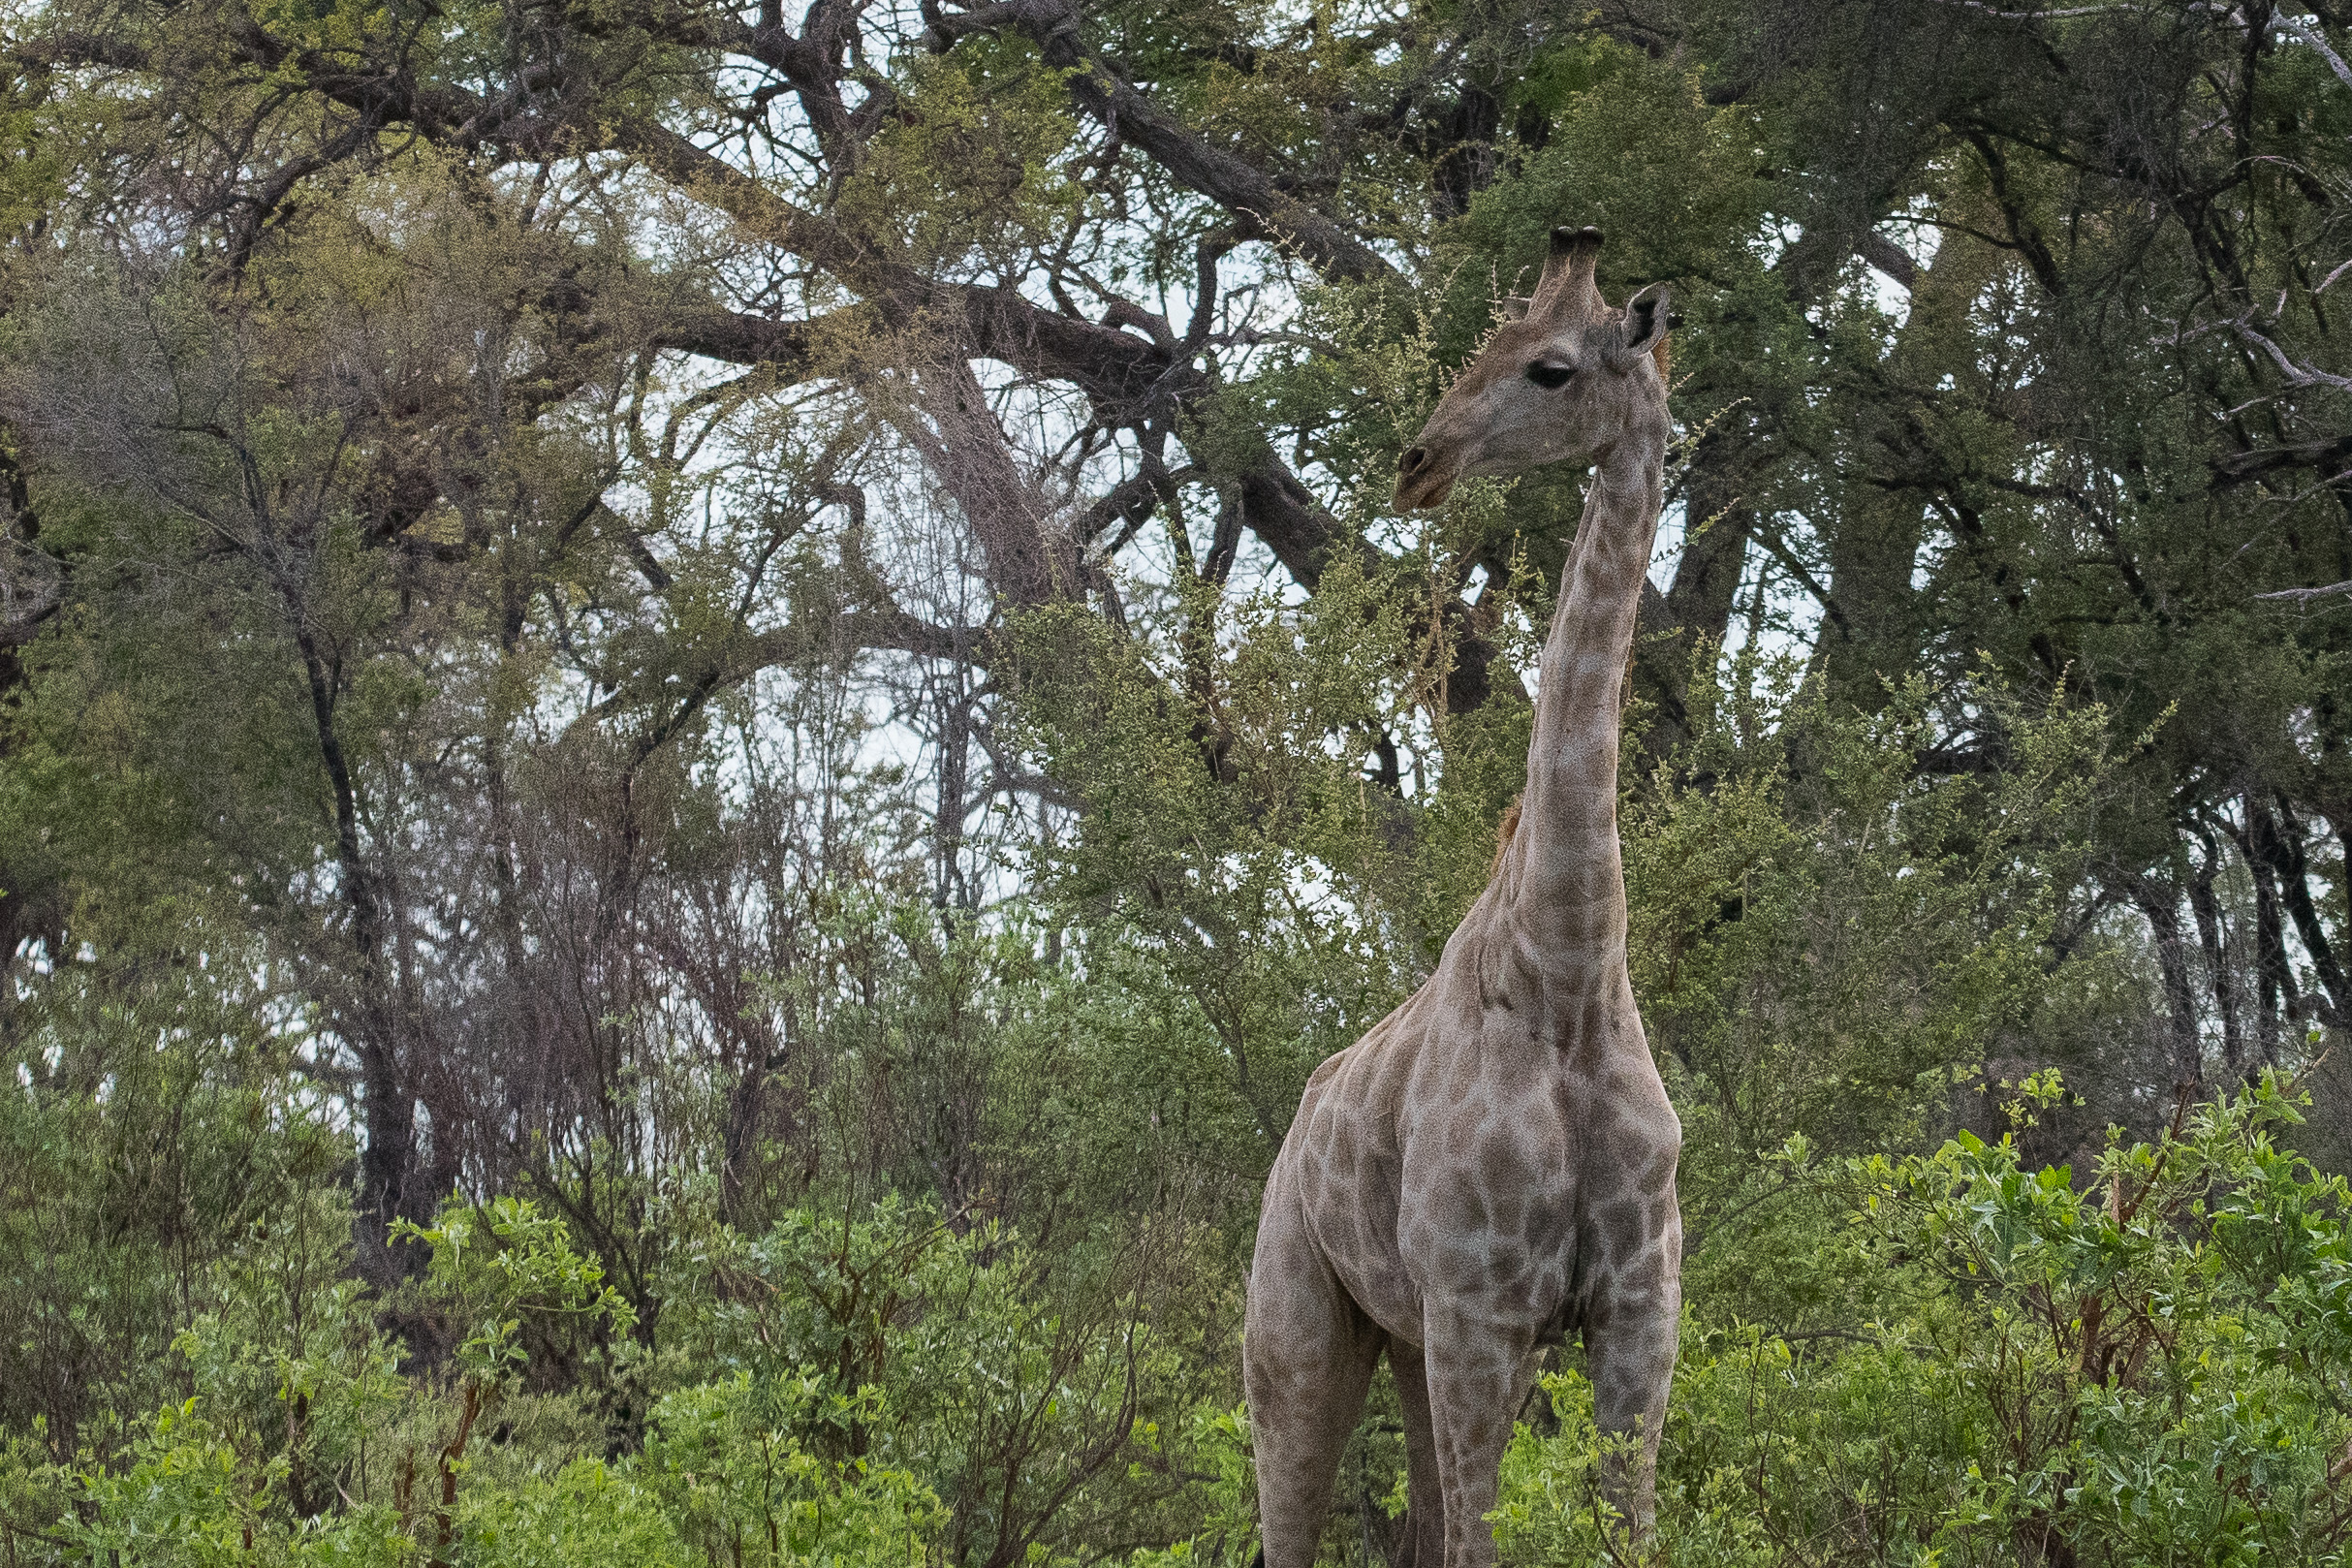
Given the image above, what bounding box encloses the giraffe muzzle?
[1393,445,1457,511]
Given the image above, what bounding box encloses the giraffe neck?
[1504,429,1666,975]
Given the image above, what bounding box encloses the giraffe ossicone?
[1245,224,1681,1568]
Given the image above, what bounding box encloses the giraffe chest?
[1295,1041,1595,1342]
[1391,1067,1586,1320]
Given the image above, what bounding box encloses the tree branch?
[921,0,1398,286]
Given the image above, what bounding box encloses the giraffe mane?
[1489,795,1523,881]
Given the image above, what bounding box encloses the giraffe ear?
[1496,295,1532,323]
[1612,282,1671,368]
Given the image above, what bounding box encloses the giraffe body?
[1245,228,1680,1568]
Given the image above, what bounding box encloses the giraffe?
[1243,226,1679,1568]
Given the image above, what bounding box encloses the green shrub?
[639,1377,942,1568]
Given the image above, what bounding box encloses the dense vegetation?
[2,0,2350,1562]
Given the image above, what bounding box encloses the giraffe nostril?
[1400,446,1428,476]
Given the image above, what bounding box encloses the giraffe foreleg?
[1388,1338,1445,1568]
[1244,1178,1383,1568]
[1582,1227,1681,1541]
[1418,1304,1539,1568]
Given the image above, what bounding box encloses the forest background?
[3,0,2352,1562]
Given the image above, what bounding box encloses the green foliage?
[392,1197,641,1386]
[459,1458,687,1568]
[14,1193,977,1568]
[677,1194,1223,1568]
[37,1182,410,1568]
[0,923,349,1460]
[34,1261,946,1568]
[1012,564,1453,1153]
[1630,656,2117,1204]
[639,1378,941,1568]
[839,41,1084,272]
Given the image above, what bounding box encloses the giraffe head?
[1394,227,1672,511]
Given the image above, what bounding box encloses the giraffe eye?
[1526,361,1575,390]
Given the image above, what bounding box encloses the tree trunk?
[2185,837,2246,1082]
[2129,875,2204,1100]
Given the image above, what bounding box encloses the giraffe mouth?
[1393,446,1459,511]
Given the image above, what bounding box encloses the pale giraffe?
[1244,226,1680,1568]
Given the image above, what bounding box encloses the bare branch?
[2255,579,2352,602]
[1919,1,2134,18]
[2280,12,2352,95]
[2227,315,2352,391]
[1857,229,1921,292]
[652,309,822,373]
